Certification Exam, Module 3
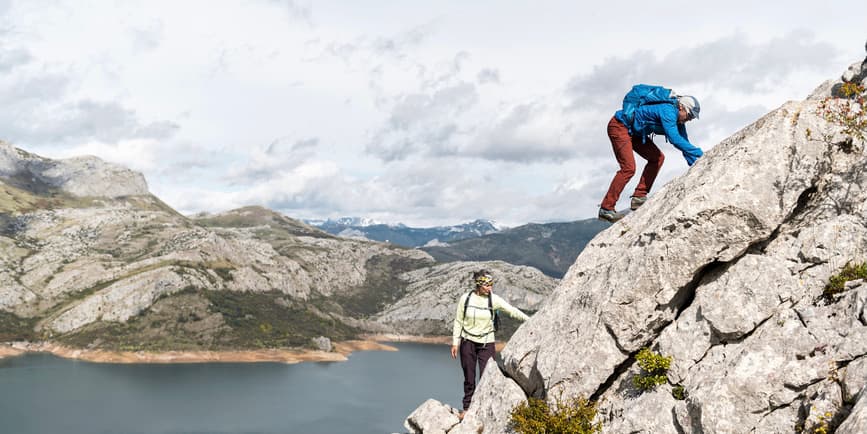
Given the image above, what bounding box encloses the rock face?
[407,59,867,433]
[0,142,149,197]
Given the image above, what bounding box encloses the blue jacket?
[615,103,703,166]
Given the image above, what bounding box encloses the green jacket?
[452,292,529,345]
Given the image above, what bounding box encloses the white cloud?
[1,1,865,227]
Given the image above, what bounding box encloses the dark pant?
[459,339,496,410]
[601,116,665,210]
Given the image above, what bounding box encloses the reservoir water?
[0,342,463,434]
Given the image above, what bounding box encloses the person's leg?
[459,339,478,411]
[601,117,637,210]
[477,342,496,376]
[632,137,664,198]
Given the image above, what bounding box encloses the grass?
[204,289,358,348]
[823,262,867,301]
[0,311,38,342]
[331,254,433,317]
[59,287,360,351]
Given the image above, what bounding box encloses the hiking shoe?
[598,208,625,223]
[630,196,648,210]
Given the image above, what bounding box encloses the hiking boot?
[630,196,648,210]
[598,208,624,223]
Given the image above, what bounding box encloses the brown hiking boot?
[630,195,648,210]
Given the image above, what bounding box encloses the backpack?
[621,84,677,135]
[461,291,499,337]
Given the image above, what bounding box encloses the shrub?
[818,82,867,143]
[671,384,686,400]
[633,347,672,391]
[509,394,601,434]
[823,261,867,300]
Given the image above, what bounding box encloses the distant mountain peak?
[0,142,149,198]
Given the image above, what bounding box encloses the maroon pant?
[459,339,496,410]
[601,116,665,210]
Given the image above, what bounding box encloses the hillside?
[422,219,608,278]
[0,143,556,352]
[406,58,867,433]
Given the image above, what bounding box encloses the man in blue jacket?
[598,92,703,222]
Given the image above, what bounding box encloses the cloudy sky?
[1,1,865,227]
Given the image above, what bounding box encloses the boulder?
[404,398,461,434]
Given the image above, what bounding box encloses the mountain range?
[421,219,608,278]
[308,218,502,247]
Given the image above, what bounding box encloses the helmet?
[678,95,700,120]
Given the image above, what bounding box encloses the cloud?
[477,68,501,84]
[129,20,163,52]
[228,137,321,184]
[366,81,478,161]
[261,0,312,25]
[564,30,837,112]
[14,99,179,145]
[0,47,30,72]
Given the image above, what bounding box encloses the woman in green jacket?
[450,269,529,418]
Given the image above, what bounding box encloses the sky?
[0,1,865,227]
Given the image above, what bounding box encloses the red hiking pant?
[601,116,665,210]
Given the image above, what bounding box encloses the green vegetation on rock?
[60,288,359,351]
[510,395,601,434]
[823,261,867,301]
[332,254,433,317]
[633,347,672,392]
[0,311,37,342]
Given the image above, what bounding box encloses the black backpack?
[461,291,499,337]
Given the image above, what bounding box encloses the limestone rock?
[449,362,526,434]
[0,141,148,197]
[838,391,867,434]
[407,55,867,433]
[311,336,332,352]
[404,398,461,434]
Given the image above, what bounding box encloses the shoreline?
[0,334,454,365]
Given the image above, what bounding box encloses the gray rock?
[0,141,148,197]
[451,362,526,434]
[838,390,867,434]
[311,336,332,352]
[842,356,867,402]
[599,387,682,434]
[404,398,461,434]
[406,56,867,434]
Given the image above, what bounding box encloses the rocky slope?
[407,58,867,433]
[0,146,554,351]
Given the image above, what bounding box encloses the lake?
[0,342,463,434]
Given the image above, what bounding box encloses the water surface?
[0,343,462,434]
